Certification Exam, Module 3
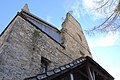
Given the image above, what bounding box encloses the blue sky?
[0,0,120,80]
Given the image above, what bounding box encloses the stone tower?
[61,12,92,59]
[0,4,92,80]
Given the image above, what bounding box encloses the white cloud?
[82,0,95,9]
[82,0,118,19]
[82,0,107,20]
[71,1,81,19]
[63,0,120,47]
[88,31,120,48]
[64,0,117,20]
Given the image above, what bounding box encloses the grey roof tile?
[65,64,70,68]
[76,60,80,64]
[60,66,66,70]
[37,73,47,80]
[69,63,74,67]
[54,68,61,73]
[47,70,55,76]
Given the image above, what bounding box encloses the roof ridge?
[21,11,61,32]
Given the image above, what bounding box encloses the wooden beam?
[86,64,93,80]
[88,66,94,80]
[77,70,88,78]
[92,70,95,80]
[88,63,109,79]
[70,73,74,80]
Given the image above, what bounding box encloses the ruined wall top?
[21,4,30,13]
[61,12,92,58]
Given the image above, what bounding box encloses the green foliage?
[33,30,40,38]
[32,30,41,50]
[32,30,42,43]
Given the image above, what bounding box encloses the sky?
[0,0,120,80]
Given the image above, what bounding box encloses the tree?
[86,0,120,34]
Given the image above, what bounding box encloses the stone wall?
[0,16,72,80]
[61,13,92,59]
[0,16,16,48]
[0,12,92,80]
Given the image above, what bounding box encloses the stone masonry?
[0,4,92,80]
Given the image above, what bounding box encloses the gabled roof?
[19,10,63,47]
[20,10,61,33]
[0,4,60,37]
[20,4,60,33]
[0,9,64,48]
[24,56,114,80]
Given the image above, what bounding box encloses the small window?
[40,57,51,73]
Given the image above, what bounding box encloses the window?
[27,17,61,43]
[40,57,51,73]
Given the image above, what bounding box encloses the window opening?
[40,57,51,73]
